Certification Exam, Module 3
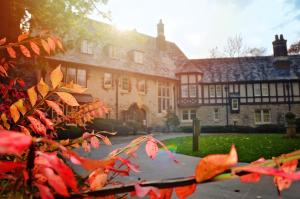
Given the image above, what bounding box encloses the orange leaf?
[53,37,64,51]
[27,116,47,136]
[27,86,37,106]
[88,169,107,190]
[45,100,64,116]
[41,39,50,55]
[10,104,20,123]
[37,78,49,98]
[55,92,79,106]
[81,158,115,171]
[0,130,32,155]
[18,125,31,136]
[18,33,29,42]
[14,99,27,115]
[195,144,237,183]
[0,37,6,45]
[6,47,16,58]
[30,41,40,55]
[145,139,159,159]
[47,37,56,51]
[50,65,63,89]
[175,183,197,199]
[1,113,10,130]
[20,45,31,57]
[149,188,173,199]
[90,136,100,148]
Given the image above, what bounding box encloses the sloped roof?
[191,56,300,83]
[175,60,203,74]
[48,20,187,80]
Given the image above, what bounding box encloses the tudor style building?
[176,35,300,127]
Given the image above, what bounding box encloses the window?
[137,80,146,93]
[77,69,87,87]
[262,84,269,96]
[216,85,222,97]
[103,73,112,88]
[181,85,188,98]
[108,45,119,59]
[213,108,220,121]
[64,67,87,87]
[254,109,271,124]
[209,85,215,97]
[231,99,239,110]
[189,85,197,97]
[158,82,171,113]
[182,110,189,120]
[254,84,261,96]
[181,75,188,84]
[133,51,144,64]
[181,109,197,121]
[121,77,130,91]
[81,40,93,54]
[66,67,76,83]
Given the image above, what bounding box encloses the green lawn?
[163,134,300,163]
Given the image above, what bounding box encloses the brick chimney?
[156,19,166,50]
[272,34,287,57]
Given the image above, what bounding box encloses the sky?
[94,0,300,58]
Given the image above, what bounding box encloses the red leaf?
[6,47,16,58]
[149,188,173,199]
[45,100,64,116]
[145,139,159,159]
[82,140,91,152]
[0,130,32,155]
[195,144,237,183]
[274,160,298,191]
[18,125,31,136]
[20,45,31,57]
[116,157,140,173]
[90,136,100,148]
[35,110,54,130]
[27,116,47,136]
[0,65,8,77]
[240,173,261,183]
[0,161,24,174]
[41,167,69,197]
[133,183,160,198]
[36,183,55,199]
[36,152,78,192]
[0,37,6,45]
[30,41,40,55]
[175,183,197,199]
[17,79,26,87]
[41,39,50,55]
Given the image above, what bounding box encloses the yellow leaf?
[27,86,37,106]
[37,78,49,98]
[14,99,27,115]
[55,92,79,106]
[1,113,10,129]
[50,65,63,89]
[10,104,20,123]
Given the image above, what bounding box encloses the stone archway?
[122,103,147,127]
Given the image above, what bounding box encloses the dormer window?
[108,45,119,59]
[133,51,144,64]
[81,40,93,54]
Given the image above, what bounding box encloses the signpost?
[192,118,200,152]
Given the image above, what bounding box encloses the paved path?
[73,133,300,199]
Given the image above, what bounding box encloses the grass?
[163,134,300,163]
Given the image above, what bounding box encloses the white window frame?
[216,85,222,97]
[209,85,215,97]
[189,85,197,98]
[262,84,269,96]
[254,109,271,124]
[231,99,239,110]
[103,73,112,89]
[181,85,188,98]
[81,39,93,54]
[181,109,197,121]
[133,51,144,64]
[254,84,261,96]
[158,82,171,113]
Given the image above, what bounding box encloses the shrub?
[55,125,84,140]
[285,112,296,125]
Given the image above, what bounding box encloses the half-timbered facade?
[176,35,300,127]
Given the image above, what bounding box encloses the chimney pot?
[275,35,279,40]
[272,34,287,57]
[280,34,284,40]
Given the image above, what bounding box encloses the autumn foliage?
[1,33,300,199]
